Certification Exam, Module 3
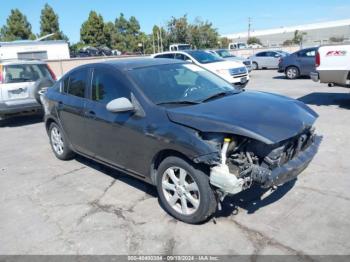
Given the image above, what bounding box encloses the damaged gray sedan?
[43,58,320,224]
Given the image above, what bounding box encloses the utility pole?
[248,17,251,40]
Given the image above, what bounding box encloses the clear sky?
[1,0,350,43]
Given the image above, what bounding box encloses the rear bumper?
[263,135,322,188]
[310,71,319,82]
[0,99,41,116]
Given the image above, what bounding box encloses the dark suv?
[43,58,320,224]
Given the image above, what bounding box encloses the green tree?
[189,18,219,49]
[103,21,116,48]
[0,9,35,41]
[247,37,262,45]
[292,30,307,45]
[113,13,144,52]
[329,36,344,43]
[39,3,67,40]
[80,11,106,47]
[152,25,168,52]
[167,15,190,44]
[282,39,293,46]
[219,37,230,49]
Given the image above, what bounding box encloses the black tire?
[285,66,300,79]
[49,122,75,160]
[252,62,259,70]
[156,156,217,224]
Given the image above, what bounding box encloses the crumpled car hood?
[166,90,318,144]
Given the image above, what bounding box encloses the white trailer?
[0,40,70,60]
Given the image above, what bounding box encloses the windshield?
[186,51,224,64]
[129,63,239,105]
[216,50,234,58]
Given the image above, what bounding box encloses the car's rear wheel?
[156,156,217,224]
[49,122,75,160]
[285,66,300,79]
[252,62,259,70]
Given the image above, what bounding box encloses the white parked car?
[152,50,249,88]
[248,50,289,70]
[0,59,56,124]
[310,44,350,87]
[208,49,252,72]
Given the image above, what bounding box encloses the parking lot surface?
[0,70,349,256]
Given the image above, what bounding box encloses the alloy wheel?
[161,166,200,215]
[287,67,298,79]
[51,126,64,155]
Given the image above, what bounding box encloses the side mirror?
[106,97,134,113]
[186,59,193,63]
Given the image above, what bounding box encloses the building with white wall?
[0,40,70,60]
[225,19,350,47]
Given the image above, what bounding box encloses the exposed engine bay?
[198,128,320,196]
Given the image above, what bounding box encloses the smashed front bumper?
[262,135,322,188]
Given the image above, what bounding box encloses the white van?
[228,42,248,50]
[311,44,350,86]
[169,44,191,51]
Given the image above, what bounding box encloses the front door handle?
[85,110,96,118]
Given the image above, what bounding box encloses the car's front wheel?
[156,156,217,224]
[49,122,75,160]
[252,62,259,70]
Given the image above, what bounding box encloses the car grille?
[229,67,247,76]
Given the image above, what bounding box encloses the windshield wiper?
[156,100,200,106]
[201,91,236,102]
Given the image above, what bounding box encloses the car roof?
[0,59,46,65]
[103,57,185,70]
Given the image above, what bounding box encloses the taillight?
[47,64,57,80]
[0,65,3,84]
[315,51,320,67]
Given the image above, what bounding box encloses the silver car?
[209,49,252,72]
[249,50,289,70]
[0,59,56,124]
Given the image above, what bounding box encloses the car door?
[266,51,281,68]
[57,68,90,154]
[296,49,316,75]
[84,65,147,175]
[255,52,267,67]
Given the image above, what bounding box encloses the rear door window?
[298,49,316,57]
[4,64,51,84]
[64,69,88,98]
[154,54,175,59]
[174,54,187,61]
